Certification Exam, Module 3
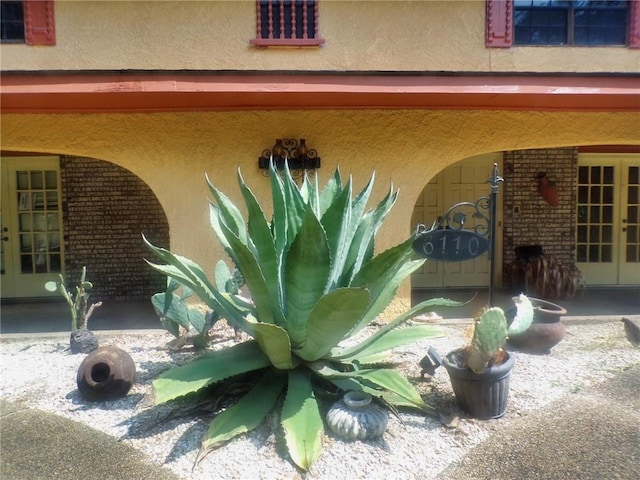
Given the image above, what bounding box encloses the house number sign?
[413,228,489,262]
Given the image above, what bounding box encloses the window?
[486,0,640,48]
[1,0,24,42]
[515,0,628,46]
[0,0,56,45]
[250,0,325,47]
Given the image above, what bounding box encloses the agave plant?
[152,260,244,349]
[143,164,459,471]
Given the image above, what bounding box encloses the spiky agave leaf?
[197,371,286,464]
[293,287,370,362]
[330,297,461,360]
[152,341,271,404]
[285,204,332,346]
[310,363,435,414]
[281,369,324,471]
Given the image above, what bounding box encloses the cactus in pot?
[443,294,534,419]
[465,294,534,373]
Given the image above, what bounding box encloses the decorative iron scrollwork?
[258,138,321,178]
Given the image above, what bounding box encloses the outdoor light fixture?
[258,138,321,177]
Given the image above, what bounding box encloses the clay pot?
[70,328,99,354]
[536,173,559,207]
[326,391,389,440]
[76,346,136,401]
[443,349,514,420]
[508,297,567,354]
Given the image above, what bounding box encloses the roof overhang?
[1,72,639,113]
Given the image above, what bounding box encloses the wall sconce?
[258,138,321,177]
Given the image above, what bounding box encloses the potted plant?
[442,294,534,419]
[143,163,460,471]
[45,266,102,354]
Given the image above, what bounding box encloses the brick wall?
[60,156,169,300]
[502,148,578,282]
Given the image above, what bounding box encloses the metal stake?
[487,163,504,307]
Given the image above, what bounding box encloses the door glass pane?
[14,169,63,274]
[30,171,43,189]
[576,165,614,264]
[626,166,640,264]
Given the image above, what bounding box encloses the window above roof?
[250,0,325,47]
[0,0,56,46]
[486,0,640,48]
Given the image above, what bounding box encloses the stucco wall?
[2,0,638,73]
[2,108,638,314]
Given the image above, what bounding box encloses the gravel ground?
[1,318,639,480]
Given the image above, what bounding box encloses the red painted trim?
[1,73,638,113]
[486,0,513,48]
[249,38,325,47]
[578,145,640,154]
[24,0,56,46]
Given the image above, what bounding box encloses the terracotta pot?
[536,173,559,207]
[443,349,514,420]
[326,391,389,440]
[76,346,136,401]
[508,297,567,354]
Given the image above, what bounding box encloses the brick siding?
[60,156,169,301]
[502,147,578,282]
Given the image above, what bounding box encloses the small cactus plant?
[466,294,533,373]
[44,266,102,331]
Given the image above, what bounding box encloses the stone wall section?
[502,148,578,282]
[60,156,169,300]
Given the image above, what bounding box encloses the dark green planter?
[443,349,514,420]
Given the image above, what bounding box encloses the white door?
[0,156,64,298]
[412,153,503,288]
[576,154,640,285]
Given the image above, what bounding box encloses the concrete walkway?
[437,364,640,480]
[0,399,181,480]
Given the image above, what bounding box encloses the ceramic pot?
[536,173,559,207]
[326,391,389,441]
[443,349,514,420]
[70,328,99,354]
[508,297,567,354]
[76,346,136,401]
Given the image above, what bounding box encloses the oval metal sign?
[413,229,489,262]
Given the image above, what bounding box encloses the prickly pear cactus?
[506,293,534,336]
[467,307,508,374]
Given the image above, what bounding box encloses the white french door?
[1,156,64,298]
[576,154,640,285]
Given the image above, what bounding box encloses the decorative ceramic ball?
[326,390,389,441]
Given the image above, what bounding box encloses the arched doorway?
[411,153,503,289]
[1,154,170,300]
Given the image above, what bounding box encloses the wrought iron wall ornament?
[258,138,321,177]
